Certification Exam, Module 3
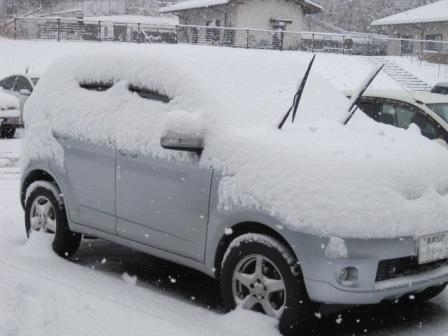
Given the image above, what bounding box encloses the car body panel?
[54,135,117,235]
[116,150,213,262]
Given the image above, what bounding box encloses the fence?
[2,17,448,61]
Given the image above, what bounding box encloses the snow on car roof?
[372,0,448,26]
[159,0,323,14]
[24,44,448,239]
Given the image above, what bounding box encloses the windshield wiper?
[278,55,316,130]
[342,63,384,125]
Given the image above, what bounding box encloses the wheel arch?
[21,169,60,209]
[213,221,298,280]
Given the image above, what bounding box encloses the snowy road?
[1,133,448,336]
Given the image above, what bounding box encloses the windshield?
[428,103,448,123]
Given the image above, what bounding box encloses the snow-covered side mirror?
[161,110,205,154]
[20,89,31,96]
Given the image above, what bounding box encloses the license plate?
[418,232,448,264]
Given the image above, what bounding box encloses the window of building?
[425,34,443,51]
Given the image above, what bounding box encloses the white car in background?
[0,89,20,138]
[344,90,448,145]
[432,82,448,95]
[0,73,40,118]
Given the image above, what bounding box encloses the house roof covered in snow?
[159,0,323,15]
[371,0,448,26]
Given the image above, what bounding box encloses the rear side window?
[129,85,170,104]
[14,76,33,92]
[0,76,17,90]
[80,82,114,91]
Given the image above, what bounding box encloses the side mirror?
[19,89,31,96]
[160,135,203,154]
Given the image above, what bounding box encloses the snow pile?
[24,44,448,239]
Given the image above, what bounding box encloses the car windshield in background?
[428,103,448,123]
[31,78,39,85]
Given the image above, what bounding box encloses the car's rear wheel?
[0,127,16,139]
[220,233,317,335]
[25,183,81,258]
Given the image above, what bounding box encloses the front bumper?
[0,116,21,127]
[289,232,448,305]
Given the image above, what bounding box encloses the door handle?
[119,149,138,158]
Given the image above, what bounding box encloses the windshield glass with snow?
[428,103,448,123]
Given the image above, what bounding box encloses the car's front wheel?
[220,233,317,335]
[0,126,16,139]
[412,283,447,303]
[25,182,81,258]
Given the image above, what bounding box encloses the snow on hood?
[0,90,19,109]
[23,44,448,239]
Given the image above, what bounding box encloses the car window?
[428,103,448,123]
[359,98,443,140]
[14,76,33,92]
[0,76,17,90]
[79,82,114,91]
[395,105,416,129]
[433,87,448,95]
[379,103,396,126]
[357,101,379,121]
[31,77,40,86]
[129,85,171,104]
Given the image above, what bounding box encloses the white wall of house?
[235,0,304,31]
[177,0,305,31]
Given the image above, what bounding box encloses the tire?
[413,283,447,303]
[25,183,81,258]
[0,127,15,139]
[220,233,317,335]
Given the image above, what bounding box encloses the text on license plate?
[419,232,448,264]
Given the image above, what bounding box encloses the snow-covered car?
[344,89,448,145]
[432,82,448,95]
[21,45,448,335]
[0,73,40,120]
[0,89,20,138]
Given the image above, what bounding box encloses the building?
[159,0,323,49]
[83,0,159,16]
[371,0,448,56]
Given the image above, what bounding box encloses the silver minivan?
[21,46,448,335]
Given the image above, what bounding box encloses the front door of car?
[54,134,117,235]
[116,150,213,262]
